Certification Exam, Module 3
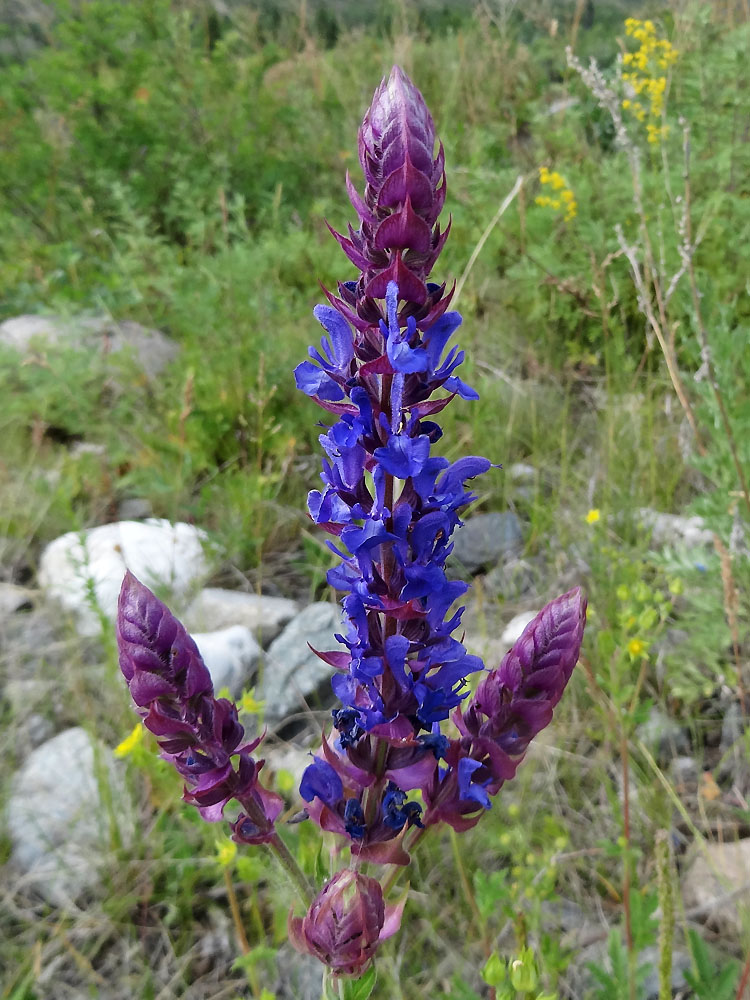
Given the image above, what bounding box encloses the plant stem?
[620,724,637,1000]
[266,831,314,905]
[736,951,750,1000]
[381,826,428,894]
[224,867,251,955]
[449,828,496,1000]
[238,796,313,904]
[655,832,674,1000]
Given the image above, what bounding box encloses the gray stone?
[639,945,692,998]
[545,97,580,116]
[69,441,107,459]
[670,755,700,792]
[720,702,745,753]
[274,944,324,1000]
[184,587,299,647]
[192,625,260,696]
[508,462,536,484]
[638,508,713,550]
[563,938,690,1000]
[6,727,134,906]
[717,702,750,789]
[38,519,210,637]
[0,314,180,381]
[4,677,56,748]
[449,512,524,575]
[261,603,341,727]
[464,607,540,671]
[265,744,313,791]
[0,0,53,60]
[116,497,153,521]
[483,557,539,600]
[0,604,66,680]
[682,838,750,935]
[636,706,689,764]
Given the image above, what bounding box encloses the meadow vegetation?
[1,1,750,997]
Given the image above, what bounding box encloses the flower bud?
[328,65,451,328]
[289,870,401,977]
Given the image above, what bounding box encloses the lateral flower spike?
[422,588,587,830]
[116,572,282,839]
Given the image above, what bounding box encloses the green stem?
[266,831,314,905]
[238,797,312,904]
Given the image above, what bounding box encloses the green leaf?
[343,964,377,1000]
[231,945,277,972]
[481,952,507,987]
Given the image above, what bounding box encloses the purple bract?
[116,572,282,841]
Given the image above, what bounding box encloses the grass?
[1,0,750,997]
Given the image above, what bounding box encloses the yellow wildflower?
[215,837,238,867]
[585,508,601,525]
[621,17,677,136]
[537,166,577,223]
[114,724,144,758]
[627,638,647,658]
[238,688,264,714]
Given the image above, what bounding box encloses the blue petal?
[423,311,463,369]
[374,434,431,479]
[457,757,492,810]
[294,361,345,401]
[437,456,492,497]
[299,758,343,807]
[444,376,479,401]
[312,305,354,370]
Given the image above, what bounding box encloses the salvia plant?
[116,66,586,993]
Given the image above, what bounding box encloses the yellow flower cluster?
[535,166,577,221]
[622,18,678,143]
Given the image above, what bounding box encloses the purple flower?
[288,869,404,977]
[297,66,586,854]
[116,572,282,840]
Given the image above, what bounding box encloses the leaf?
[231,945,277,972]
[344,964,377,1000]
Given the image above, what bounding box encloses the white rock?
[38,519,210,636]
[682,838,750,935]
[508,462,536,483]
[0,581,34,618]
[185,588,298,646]
[638,508,713,549]
[192,625,261,695]
[6,727,133,906]
[500,610,539,647]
